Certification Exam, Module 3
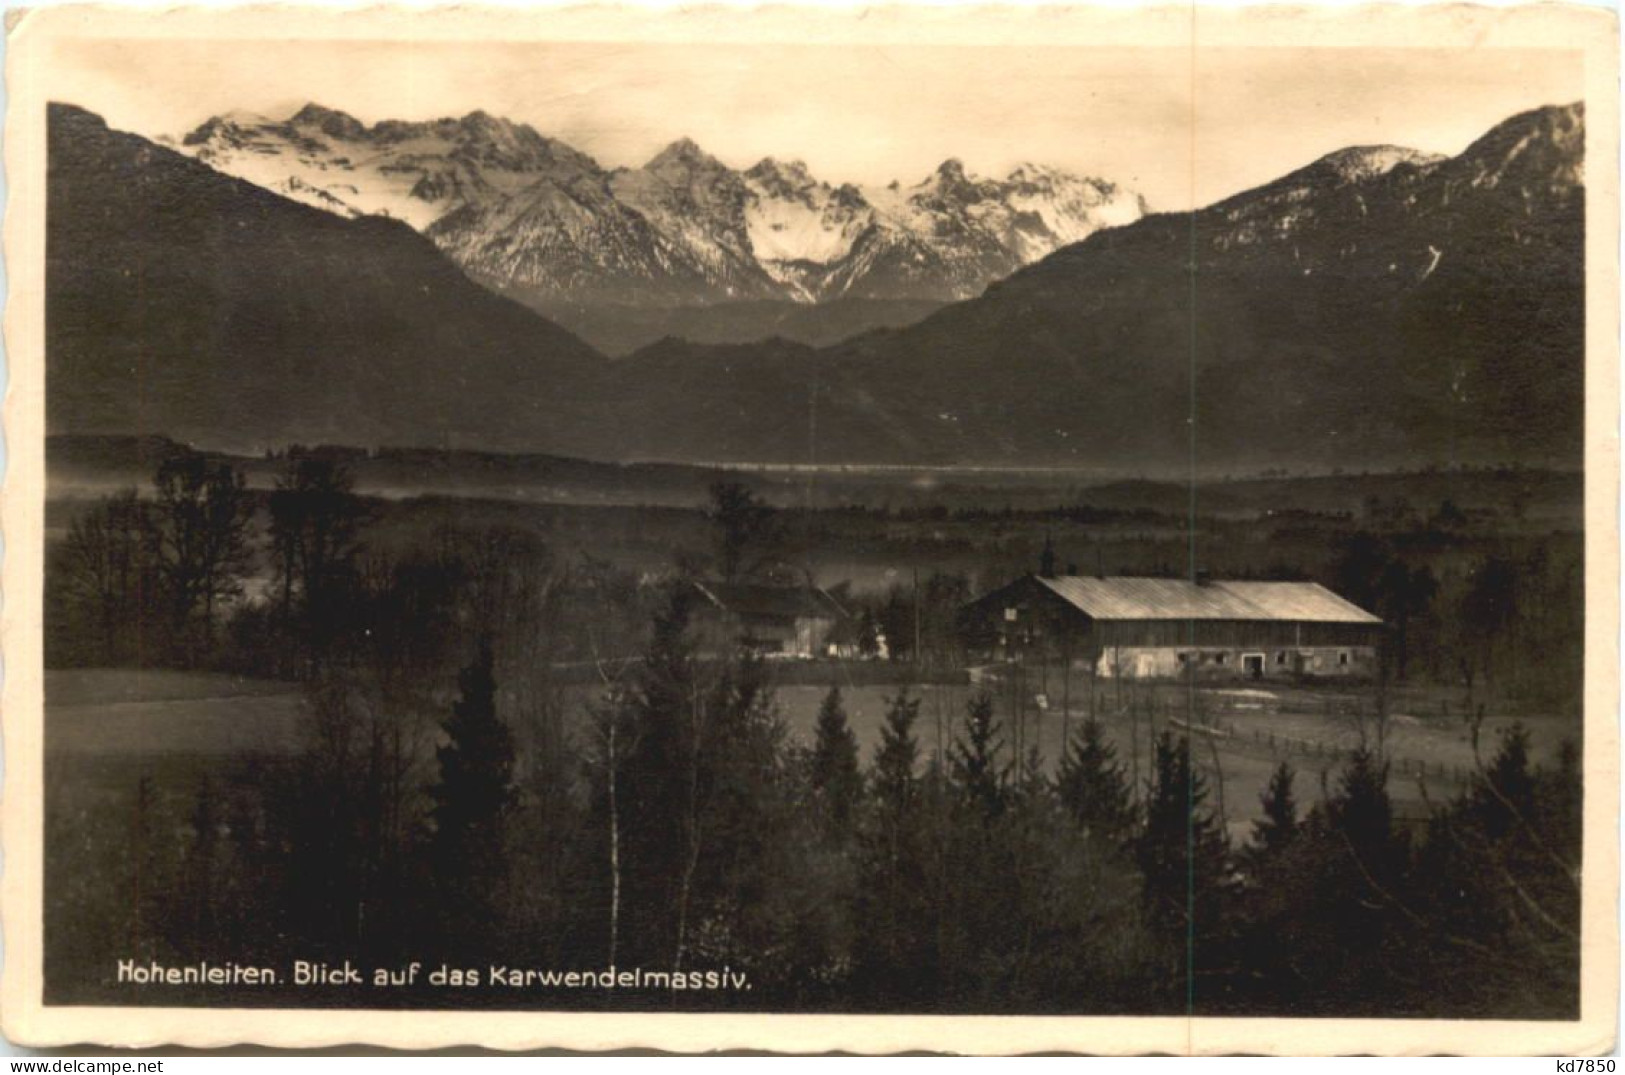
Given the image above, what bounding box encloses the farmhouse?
[691,581,851,659]
[962,574,1384,680]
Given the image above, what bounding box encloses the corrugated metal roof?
[1034,576,1381,624]
[1217,581,1383,624]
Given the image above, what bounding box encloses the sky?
[52,38,1583,209]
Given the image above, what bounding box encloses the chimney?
[1039,534,1057,579]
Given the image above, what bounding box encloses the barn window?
[1004,607,1018,622]
[1177,652,1190,664]
[1214,652,1227,665]
[1276,651,1287,665]
[1339,651,1350,666]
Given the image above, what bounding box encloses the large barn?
[962,574,1384,681]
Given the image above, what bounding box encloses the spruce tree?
[1056,717,1134,843]
[1251,761,1299,858]
[432,643,515,870]
[430,642,516,948]
[1232,760,1314,1007]
[870,691,922,824]
[1473,722,1536,840]
[810,686,863,837]
[948,692,1009,821]
[1134,732,1231,1002]
[1296,746,1406,1006]
[1327,746,1399,885]
[1400,729,1579,1017]
[854,691,936,1002]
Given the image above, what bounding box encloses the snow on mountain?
[174,104,1147,307]
[1004,162,1146,246]
[736,155,1151,301]
[180,104,598,231]
[741,159,869,281]
[425,168,714,308]
[606,140,781,300]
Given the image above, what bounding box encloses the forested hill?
[643,102,1582,470]
[47,103,605,454]
[576,103,1582,471]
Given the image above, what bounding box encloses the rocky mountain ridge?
[173,104,1148,309]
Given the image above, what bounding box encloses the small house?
[691,581,850,659]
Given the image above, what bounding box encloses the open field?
[771,676,1578,841]
[39,447,1587,1012]
[47,668,1578,843]
[47,670,306,757]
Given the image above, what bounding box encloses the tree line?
[84,615,1580,1014]
[44,463,1580,1015]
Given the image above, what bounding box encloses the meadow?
[47,664,1573,848]
[39,444,1585,1015]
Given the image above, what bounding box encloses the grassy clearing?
[768,674,1577,842]
[43,665,1577,844]
[46,669,305,757]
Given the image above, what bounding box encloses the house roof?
[693,581,847,621]
[1032,575,1382,625]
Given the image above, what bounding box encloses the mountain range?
[173,105,1145,351]
[51,100,1584,472]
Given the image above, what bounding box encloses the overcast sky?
[55,39,1582,209]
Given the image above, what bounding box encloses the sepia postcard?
[1,1,1619,1054]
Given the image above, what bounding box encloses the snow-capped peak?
[925,157,977,193]
[181,110,276,145]
[288,102,367,140]
[746,157,819,192]
[1006,161,1052,182]
[171,104,1148,307]
[646,137,722,173]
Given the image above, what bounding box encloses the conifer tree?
[810,686,863,837]
[1271,745,1406,1007]
[1251,761,1299,858]
[431,641,516,880]
[1327,746,1399,885]
[1134,732,1231,1000]
[1473,722,1536,840]
[854,691,936,1001]
[1056,717,1135,843]
[948,692,1009,822]
[870,692,922,824]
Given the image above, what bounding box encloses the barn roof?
[1032,576,1381,625]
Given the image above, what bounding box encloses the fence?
[1168,715,1476,784]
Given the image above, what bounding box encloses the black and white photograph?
[2,2,1617,1054]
